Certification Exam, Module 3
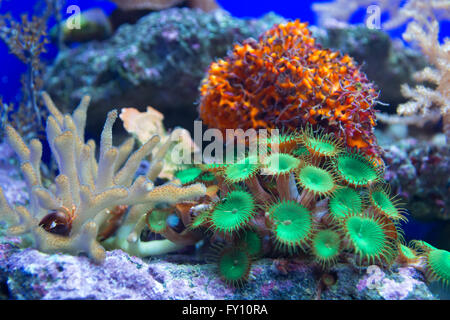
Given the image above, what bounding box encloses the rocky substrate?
[0,236,435,300]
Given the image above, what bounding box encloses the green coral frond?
[268,200,313,253]
[263,152,301,176]
[296,162,338,197]
[342,212,397,265]
[209,190,256,235]
[311,229,342,269]
[332,150,383,188]
[217,246,252,287]
[224,155,260,183]
[368,184,407,222]
[174,167,202,184]
[328,186,362,221]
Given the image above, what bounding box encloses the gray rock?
[44,8,284,138]
[0,238,436,300]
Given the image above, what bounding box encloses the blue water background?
[0,0,448,246]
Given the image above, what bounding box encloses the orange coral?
[199,20,381,156]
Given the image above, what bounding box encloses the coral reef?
[0,93,206,263]
[166,127,449,288]
[43,8,284,137]
[199,20,381,156]
[0,241,435,300]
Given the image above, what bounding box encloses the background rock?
[44,8,284,139]
[0,239,436,300]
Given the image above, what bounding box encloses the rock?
[311,25,427,112]
[383,138,450,224]
[0,239,435,300]
[0,142,28,207]
[44,8,284,138]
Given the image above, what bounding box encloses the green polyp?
[427,249,450,286]
[297,165,335,196]
[175,167,202,184]
[269,200,312,252]
[239,230,263,257]
[345,215,391,263]
[399,244,417,260]
[210,190,255,234]
[292,146,309,157]
[224,155,260,183]
[312,229,341,267]
[370,189,403,220]
[188,210,210,230]
[308,138,336,154]
[264,152,300,175]
[218,247,251,286]
[334,152,380,187]
[147,209,170,233]
[329,187,362,221]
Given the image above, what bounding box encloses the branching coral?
[312,0,449,30]
[394,1,450,142]
[0,93,206,263]
[199,20,381,156]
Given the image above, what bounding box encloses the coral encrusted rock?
[0,238,436,300]
[43,8,284,137]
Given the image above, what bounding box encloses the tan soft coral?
[119,106,200,180]
[0,93,206,263]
